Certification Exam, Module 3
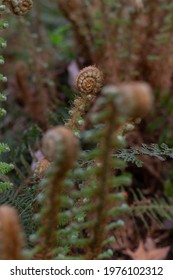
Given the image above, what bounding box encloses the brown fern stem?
[87,103,119,259]
[0,206,23,260]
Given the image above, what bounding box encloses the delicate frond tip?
[42,126,79,170]
[0,206,23,259]
[75,66,104,95]
[7,0,33,16]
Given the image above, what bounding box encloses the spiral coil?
[76,66,104,95]
[8,0,33,16]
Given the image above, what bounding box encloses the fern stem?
[87,106,118,259]
[32,127,79,259]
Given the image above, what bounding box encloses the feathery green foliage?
[115,143,173,167]
[0,2,13,193]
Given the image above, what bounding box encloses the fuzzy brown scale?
[8,0,33,16]
[34,158,51,178]
[76,66,104,95]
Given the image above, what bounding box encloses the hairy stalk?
[0,205,23,259]
[32,127,79,259]
[87,101,120,259]
[83,82,153,259]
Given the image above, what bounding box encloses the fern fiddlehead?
[31,126,79,259]
[7,0,33,16]
[67,65,104,133]
[76,65,104,95]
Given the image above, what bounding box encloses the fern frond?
[0,2,13,193]
[0,92,6,101]
[115,143,173,167]
[130,188,173,228]
[0,162,14,174]
[0,108,6,117]
[0,143,10,154]
[54,83,152,260]
[0,182,13,192]
[0,184,36,245]
[32,126,79,259]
